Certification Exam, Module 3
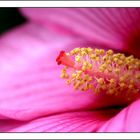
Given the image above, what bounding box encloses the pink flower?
[0,8,140,132]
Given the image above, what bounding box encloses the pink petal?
[21,8,140,57]
[98,99,140,132]
[0,22,132,121]
[0,120,26,132]
[8,110,119,132]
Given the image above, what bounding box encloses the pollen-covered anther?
[90,54,96,59]
[107,88,115,95]
[136,74,140,79]
[97,78,105,85]
[106,49,114,55]
[119,76,126,82]
[109,78,116,84]
[60,67,69,79]
[119,83,126,91]
[107,67,112,72]
[57,47,140,99]
[99,64,106,72]
[114,68,120,74]
[67,79,71,85]
[82,65,87,71]
[74,82,81,90]
[75,55,81,62]
[128,84,134,90]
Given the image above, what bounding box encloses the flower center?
[56,47,140,101]
[125,30,140,58]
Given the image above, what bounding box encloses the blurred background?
[0,8,26,35]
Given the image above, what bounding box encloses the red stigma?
[56,51,66,65]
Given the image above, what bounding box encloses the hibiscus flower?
[0,8,140,132]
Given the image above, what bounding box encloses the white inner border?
[1,133,140,139]
[0,1,140,139]
[0,1,139,7]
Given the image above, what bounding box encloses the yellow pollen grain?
[88,84,94,89]
[119,76,126,82]
[86,47,93,54]
[81,86,88,91]
[75,55,81,62]
[99,67,105,72]
[76,75,82,80]
[106,60,112,65]
[86,76,93,82]
[120,82,126,88]
[83,61,88,66]
[130,79,134,84]
[94,88,101,94]
[109,78,116,85]
[120,54,125,60]
[60,73,69,79]
[90,54,96,59]
[95,57,100,61]
[72,73,77,78]
[99,49,105,55]
[74,48,80,52]
[107,67,112,72]
[60,73,65,78]
[107,50,114,55]
[88,63,93,69]
[136,61,140,67]
[136,74,140,79]
[117,60,123,66]
[128,84,134,90]
[107,89,114,94]
[77,70,83,75]
[103,55,109,61]
[101,85,107,90]
[114,68,120,74]
[113,57,118,62]
[82,65,87,71]
[84,74,90,81]
[70,50,75,55]
[95,49,101,55]
[97,78,105,85]
[67,79,71,85]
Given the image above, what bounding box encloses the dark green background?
[0,8,26,34]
